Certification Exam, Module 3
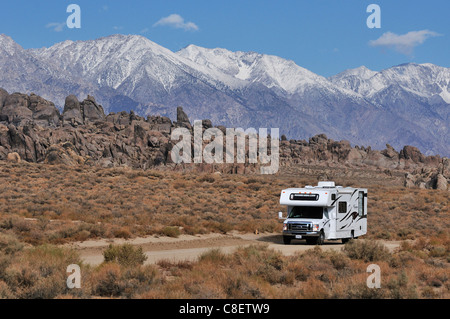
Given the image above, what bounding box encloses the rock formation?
[0,88,448,190]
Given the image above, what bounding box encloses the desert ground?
[0,160,448,299]
[65,232,403,266]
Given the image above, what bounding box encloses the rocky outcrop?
[63,95,106,125]
[0,88,9,110]
[174,106,191,129]
[62,95,83,126]
[0,90,60,127]
[44,142,88,166]
[6,152,20,163]
[81,95,105,123]
[0,89,448,190]
[435,174,448,191]
[1,93,33,125]
[29,93,60,127]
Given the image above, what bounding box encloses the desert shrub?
[205,221,232,234]
[160,226,180,238]
[3,245,81,299]
[343,240,391,262]
[300,278,330,299]
[197,174,216,183]
[123,265,160,284]
[232,245,286,284]
[285,259,310,281]
[103,244,148,267]
[345,283,387,299]
[173,181,186,189]
[199,249,227,264]
[0,218,15,230]
[223,275,264,299]
[328,251,351,270]
[0,232,24,255]
[91,262,162,298]
[387,271,419,299]
[429,246,446,258]
[0,280,13,298]
[93,263,124,297]
[111,227,132,239]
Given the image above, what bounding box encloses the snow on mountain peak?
[329,62,450,102]
[0,34,23,56]
[0,34,449,156]
[178,44,330,93]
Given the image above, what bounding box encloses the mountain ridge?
[0,34,448,156]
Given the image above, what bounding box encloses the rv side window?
[358,191,365,216]
[338,202,347,214]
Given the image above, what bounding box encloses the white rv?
[278,181,367,245]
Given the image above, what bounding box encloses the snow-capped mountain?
[178,45,326,93]
[329,63,450,156]
[0,34,448,156]
[329,63,450,103]
[0,34,94,105]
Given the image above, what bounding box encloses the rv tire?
[316,231,325,245]
[342,231,355,244]
[283,236,291,245]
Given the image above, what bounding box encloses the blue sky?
[1,0,448,77]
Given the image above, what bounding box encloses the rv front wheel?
[283,236,291,245]
[316,231,325,245]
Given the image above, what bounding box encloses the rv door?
[336,199,356,234]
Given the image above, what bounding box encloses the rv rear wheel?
[342,231,354,244]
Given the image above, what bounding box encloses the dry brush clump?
[0,231,87,299]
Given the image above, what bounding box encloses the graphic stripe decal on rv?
[331,195,342,207]
[339,208,353,222]
[355,215,367,222]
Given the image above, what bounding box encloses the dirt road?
[64,232,402,266]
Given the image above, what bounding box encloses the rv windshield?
[288,206,323,219]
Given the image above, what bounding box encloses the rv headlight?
[313,224,319,231]
[283,223,288,231]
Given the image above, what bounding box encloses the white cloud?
[153,14,199,31]
[369,30,441,55]
[46,22,66,32]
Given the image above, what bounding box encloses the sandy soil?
[64,232,402,266]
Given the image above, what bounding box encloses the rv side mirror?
[278,212,285,220]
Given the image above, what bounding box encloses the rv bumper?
[283,230,320,237]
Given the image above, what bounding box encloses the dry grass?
[0,230,448,299]
[0,160,448,298]
[0,161,447,245]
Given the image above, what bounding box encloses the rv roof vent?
[318,181,335,188]
[305,185,314,189]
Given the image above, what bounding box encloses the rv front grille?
[289,223,312,232]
